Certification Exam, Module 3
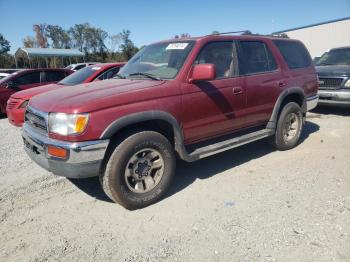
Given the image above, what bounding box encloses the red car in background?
[7,62,125,126]
[0,68,72,115]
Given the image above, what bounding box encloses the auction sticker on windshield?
[166,43,189,50]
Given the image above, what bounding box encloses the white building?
[273,17,350,58]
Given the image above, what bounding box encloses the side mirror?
[189,64,216,83]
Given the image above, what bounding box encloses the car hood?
[316,65,350,77]
[12,83,62,100]
[29,79,165,113]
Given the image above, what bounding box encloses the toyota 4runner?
[22,34,319,209]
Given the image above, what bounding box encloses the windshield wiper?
[113,74,126,79]
[128,72,161,81]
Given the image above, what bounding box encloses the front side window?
[97,67,120,80]
[118,41,195,80]
[13,72,40,86]
[273,40,311,69]
[58,66,101,85]
[238,41,277,75]
[316,48,350,66]
[194,41,239,78]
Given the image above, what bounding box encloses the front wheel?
[100,131,176,210]
[269,102,303,151]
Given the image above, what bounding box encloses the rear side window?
[238,41,277,75]
[13,72,40,86]
[273,40,311,69]
[44,71,66,82]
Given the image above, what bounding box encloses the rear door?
[42,70,67,85]
[237,40,283,127]
[181,41,247,144]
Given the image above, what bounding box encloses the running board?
[183,129,274,161]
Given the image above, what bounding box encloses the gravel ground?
[0,107,349,262]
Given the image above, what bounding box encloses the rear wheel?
[269,102,303,150]
[100,131,176,210]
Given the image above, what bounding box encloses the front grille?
[25,108,48,135]
[318,78,344,89]
[7,98,21,110]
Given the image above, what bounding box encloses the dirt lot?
[0,107,349,262]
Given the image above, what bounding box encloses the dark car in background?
[315,46,350,107]
[0,68,72,114]
[6,62,125,126]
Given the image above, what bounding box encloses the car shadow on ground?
[0,114,7,120]
[311,106,350,116]
[69,121,320,204]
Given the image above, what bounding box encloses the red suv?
[0,68,72,115]
[6,63,125,126]
[21,34,318,210]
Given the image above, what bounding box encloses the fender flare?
[267,87,306,129]
[99,110,188,158]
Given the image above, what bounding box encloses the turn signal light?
[48,145,68,159]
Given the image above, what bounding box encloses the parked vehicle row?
[6,62,125,126]
[0,68,72,114]
[315,46,350,106]
[17,34,319,210]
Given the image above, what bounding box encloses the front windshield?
[316,48,350,66]
[59,66,101,85]
[118,41,195,80]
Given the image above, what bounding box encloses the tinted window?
[195,41,239,78]
[273,40,311,69]
[74,64,86,70]
[238,41,277,75]
[13,72,40,86]
[44,71,66,82]
[97,67,120,80]
[316,48,350,66]
[58,66,100,85]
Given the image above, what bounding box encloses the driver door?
[181,41,247,144]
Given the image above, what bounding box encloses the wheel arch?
[267,87,306,129]
[100,111,186,157]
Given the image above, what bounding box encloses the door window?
[194,41,239,78]
[238,41,277,75]
[44,71,66,82]
[97,67,120,80]
[13,72,40,86]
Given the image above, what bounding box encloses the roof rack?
[208,31,289,38]
[208,30,252,36]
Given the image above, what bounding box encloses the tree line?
[0,22,200,69]
[0,23,140,68]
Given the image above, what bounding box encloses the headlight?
[19,100,29,108]
[344,79,350,88]
[49,113,89,136]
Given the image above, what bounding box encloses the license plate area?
[23,137,41,155]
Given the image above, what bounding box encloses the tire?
[100,131,176,210]
[269,102,303,151]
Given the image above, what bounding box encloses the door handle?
[232,86,243,95]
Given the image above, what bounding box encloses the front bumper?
[22,124,109,178]
[318,90,350,107]
[306,95,319,111]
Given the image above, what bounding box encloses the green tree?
[47,25,71,48]
[0,34,10,55]
[119,30,138,61]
